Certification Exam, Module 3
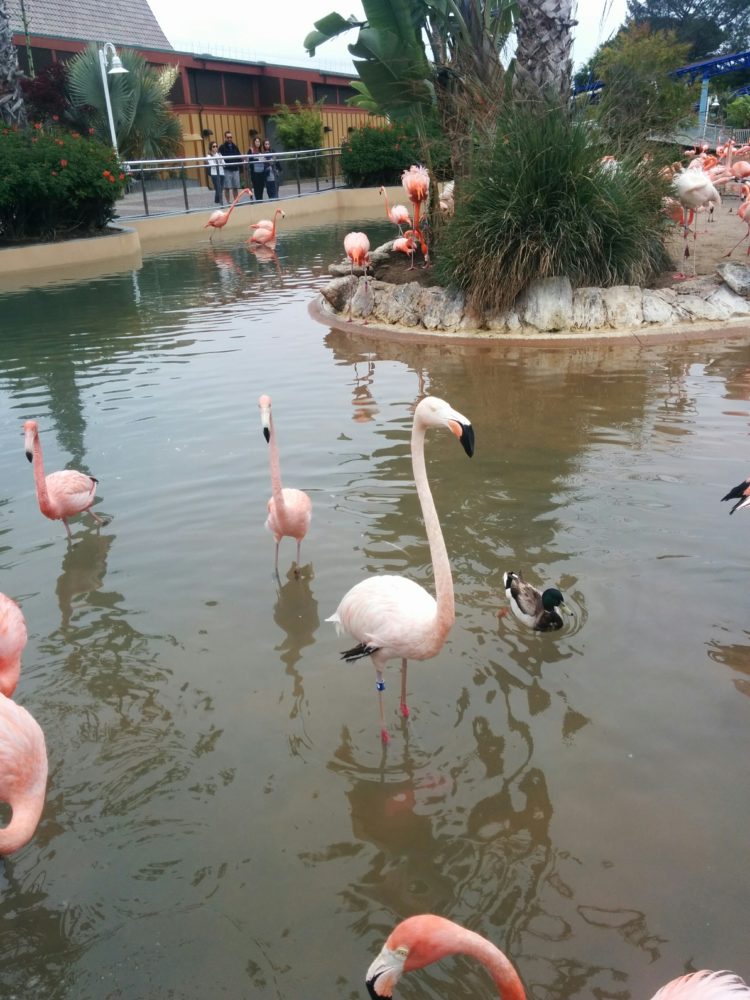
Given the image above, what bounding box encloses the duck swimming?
[503,571,571,631]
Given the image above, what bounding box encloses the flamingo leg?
[348,262,354,322]
[62,518,72,541]
[274,539,280,574]
[400,658,410,718]
[90,511,105,527]
[724,224,750,257]
[376,670,389,743]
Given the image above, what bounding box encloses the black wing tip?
[340,642,379,662]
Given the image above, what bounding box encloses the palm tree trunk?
[512,0,576,106]
[0,0,27,127]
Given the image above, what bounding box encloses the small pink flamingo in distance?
[249,208,285,248]
[204,187,252,240]
[379,186,411,233]
[0,594,27,698]
[0,692,48,855]
[365,915,750,1000]
[365,915,525,999]
[343,231,370,321]
[24,420,104,540]
[327,396,474,743]
[259,395,312,576]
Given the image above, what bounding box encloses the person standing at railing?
[247,136,267,201]
[206,142,225,205]
[262,139,282,199]
[219,130,243,205]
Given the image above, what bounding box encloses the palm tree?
[0,0,27,127]
[67,45,183,160]
[512,0,577,105]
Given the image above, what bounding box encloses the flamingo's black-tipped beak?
[459,423,474,458]
[365,975,386,1000]
[25,450,32,463]
[721,479,750,514]
[262,427,270,443]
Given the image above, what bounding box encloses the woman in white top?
[207,142,225,204]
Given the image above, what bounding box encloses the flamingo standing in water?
[378,186,411,234]
[365,915,749,1000]
[204,187,252,240]
[0,594,27,698]
[0,692,48,855]
[249,208,285,248]
[259,395,312,576]
[343,231,370,321]
[327,396,474,743]
[24,420,104,540]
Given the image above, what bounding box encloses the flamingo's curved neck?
[0,656,20,698]
[267,413,286,512]
[269,209,282,238]
[381,188,390,220]
[403,926,525,1000]
[0,789,45,855]
[31,435,51,511]
[411,419,453,637]
[225,189,245,221]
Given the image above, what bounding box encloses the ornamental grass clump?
[435,106,673,315]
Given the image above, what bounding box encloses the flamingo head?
[23,419,39,462]
[366,944,408,998]
[258,394,272,443]
[414,396,474,457]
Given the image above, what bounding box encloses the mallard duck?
[503,571,571,631]
[721,475,750,514]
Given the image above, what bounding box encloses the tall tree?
[305,0,517,178]
[0,0,27,127]
[627,0,750,59]
[512,0,576,105]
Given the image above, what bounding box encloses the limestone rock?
[321,276,355,312]
[372,280,422,327]
[518,277,573,331]
[572,287,607,329]
[708,284,750,316]
[350,276,374,319]
[674,293,729,321]
[418,286,466,330]
[642,289,679,325]
[717,261,750,296]
[601,286,643,327]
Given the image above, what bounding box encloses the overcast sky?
[147,0,628,75]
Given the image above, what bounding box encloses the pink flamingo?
[259,394,312,576]
[393,234,417,270]
[0,594,27,698]
[365,915,525,999]
[365,915,749,1000]
[379,186,411,233]
[0,692,48,855]
[402,164,430,264]
[343,231,371,321]
[24,420,103,540]
[724,186,750,256]
[204,187,252,240]
[327,396,474,743]
[249,208,285,248]
[673,170,722,271]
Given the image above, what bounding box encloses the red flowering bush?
[0,124,126,244]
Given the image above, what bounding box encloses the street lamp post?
[98,42,128,155]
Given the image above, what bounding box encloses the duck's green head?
[542,588,570,614]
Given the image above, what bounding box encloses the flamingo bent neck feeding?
[365,915,526,1000]
[0,594,28,698]
[0,693,48,855]
[327,396,474,742]
[24,419,103,540]
[259,395,312,575]
[249,208,285,247]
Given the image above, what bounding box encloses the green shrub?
[726,95,750,128]
[0,124,126,245]
[340,124,423,187]
[435,105,672,313]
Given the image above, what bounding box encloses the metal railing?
[118,146,343,218]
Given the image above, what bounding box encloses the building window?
[283,78,308,104]
[15,45,54,75]
[224,73,254,107]
[188,69,223,106]
[257,76,281,107]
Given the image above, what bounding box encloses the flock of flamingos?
[2,161,750,998]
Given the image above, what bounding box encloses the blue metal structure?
[671,50,750,125]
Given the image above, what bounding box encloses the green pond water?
[0,216,748,999]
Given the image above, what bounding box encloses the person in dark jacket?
[218,130,242,204]
[247,136,267,200]
[262,139,282,199]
